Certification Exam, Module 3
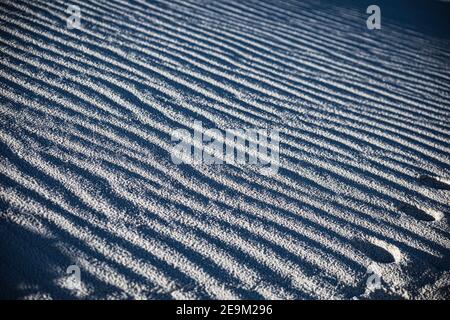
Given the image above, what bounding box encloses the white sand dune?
[0,0,449,299]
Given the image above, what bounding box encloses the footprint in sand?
[354,238,401,264]
[419,175,450,191]
[397,203,443,222]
